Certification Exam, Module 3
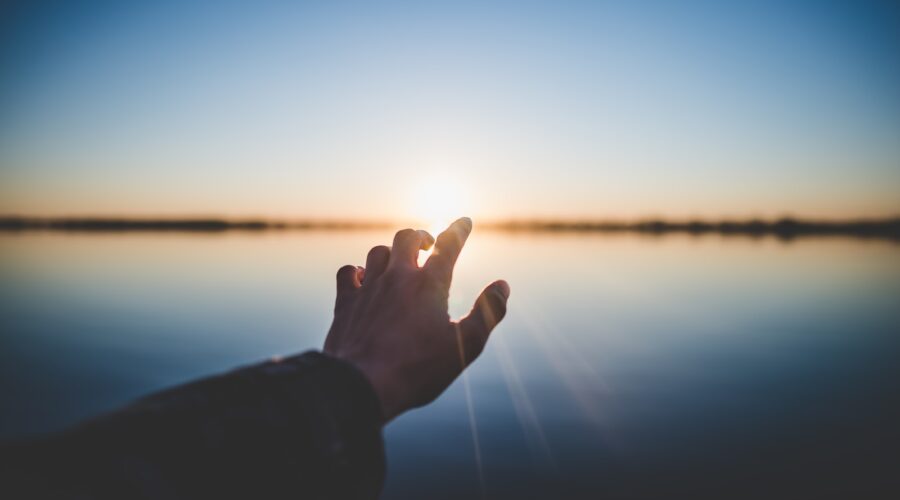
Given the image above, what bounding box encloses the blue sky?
[1,0,898,220]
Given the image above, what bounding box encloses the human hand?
[323,217,510,424]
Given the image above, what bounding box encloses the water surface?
[1,231,898,498]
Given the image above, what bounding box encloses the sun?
[411,174,469,239]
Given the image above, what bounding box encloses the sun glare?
[412,175,470,265]
[413,175,469,236]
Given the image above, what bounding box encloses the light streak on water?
[456,324,487,499]
[494,333,556,470]
[514,297,619,446]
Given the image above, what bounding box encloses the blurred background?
[1,1,899,498]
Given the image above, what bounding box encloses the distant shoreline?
[0,217,392,232]
[1,216,899,241]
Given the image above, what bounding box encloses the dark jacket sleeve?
[1,351,386,500]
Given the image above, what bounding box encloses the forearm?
[2,352,385,500]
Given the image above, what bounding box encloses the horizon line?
[1,215,899,241]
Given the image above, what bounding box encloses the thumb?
[457,280,510,366]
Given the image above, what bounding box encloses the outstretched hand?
[324,217,510,424]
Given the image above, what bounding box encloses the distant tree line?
[1,216,898,240]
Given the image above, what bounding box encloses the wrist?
[327,354,400,425]
[354,362,406,424]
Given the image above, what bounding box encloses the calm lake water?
[1,231,899,498]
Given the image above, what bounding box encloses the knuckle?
[386,265,413,280]
[493,296,508,321]
[426,268,452,288]
[476,291,507,327]
[376,272,401,292]
[379,265,400,281]
[464,333,486,363]
[438,230,462,247]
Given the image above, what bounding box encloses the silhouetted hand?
[324,217,510,424]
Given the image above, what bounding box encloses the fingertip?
[492,279,510,300]
[336,264,361,290]
[418,229,435,250]
[457,280,508,365]
[457,216,473,232]
[484,282,509,322]
[364,245,391,284]
[367,244,391,258]
[336,264,357,280]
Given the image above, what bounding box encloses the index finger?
[424,217,472,285]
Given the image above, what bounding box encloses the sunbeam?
[514,297,621,448]
[494,333,556,470]
[456,324,486,499]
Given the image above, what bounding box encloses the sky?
[1,0,899,222]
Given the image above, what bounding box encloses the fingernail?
[417,229,435,244]
[458,217,472,230]
[494,280,510,299]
